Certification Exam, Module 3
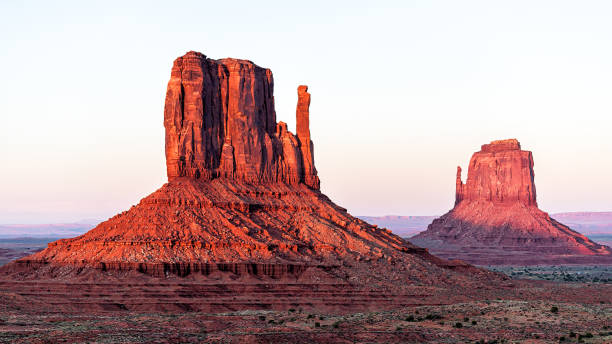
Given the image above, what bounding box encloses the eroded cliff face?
[413,139,612,262]
[164,51,319,189]
[455,139,536,206]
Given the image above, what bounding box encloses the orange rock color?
[412,139,612,264]
[164,51,319,189]
[457,139,536,206]
[1,51,494,290]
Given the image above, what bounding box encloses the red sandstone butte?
[412,139,612,265]
[164,52,319,189]
[1,51,490,291]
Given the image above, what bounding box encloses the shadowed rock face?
[413,139,612,263]
[164,51,319,189]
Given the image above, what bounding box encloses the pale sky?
[2,1,612,223]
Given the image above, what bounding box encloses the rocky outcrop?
[412,139,612,264]
[0,51,493,289]
[455,139,536,206]
[164,51,319,189]
[455,166,463,205]
[296,85,319,189]
[14,178,415,265]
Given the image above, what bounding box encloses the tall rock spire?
[296,85,319,189]
[455,166,463,206]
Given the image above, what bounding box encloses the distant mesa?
[412,139,612,265]
[1,51,489,292]
[358,215,437,238]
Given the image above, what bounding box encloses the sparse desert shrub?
[464,317,469,322]
[258,315,266,321]
[569,331,576,338]
[315,322,320,328]
[550,306,559,313]
[332,321,340,328]
[288,308,295,313]
[454,322,463,328]
[307,314,315,319]
[559,336,566,341]
[472,320,477,325]
[425,314,442,320]
[405,315,415,322]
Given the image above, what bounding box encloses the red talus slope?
[23,178,414,264]
[9,177,491,287]
[413,139,612,262]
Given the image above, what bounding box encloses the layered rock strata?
[412,139,612,263]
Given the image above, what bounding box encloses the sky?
[2,1,612,223]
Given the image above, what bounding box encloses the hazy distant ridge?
[1,212,612,241]
[360,212,612,239]
[0,223,96,238]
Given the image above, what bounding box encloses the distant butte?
[164,52,319,189]
[412,139,612,265]
[1,51,493,299]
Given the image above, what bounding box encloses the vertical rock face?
[412,139,612,263]
[296,85,319,189]
[456,139,537,206]
[455,166,463,206]
[164,51,319,189]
